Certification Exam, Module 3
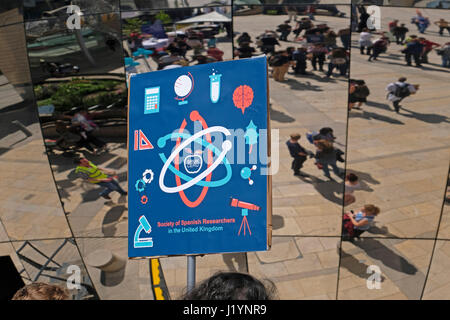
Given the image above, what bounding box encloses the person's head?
[346,173,359,183]
[410,35,417,39]
[362,204,380,216]
[362,28,369,32]
[12,283,69,300]
[394,19,399,23]
[284,20,290,24]
[319,127,333,136]
[355,80,365,86]
[290,133,301,141]
[74,157,90,167]
[398,77,407,82]
[418,37,425,41]
[400,23,405,27]
[181,272,276,300]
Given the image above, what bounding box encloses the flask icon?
[209,72,222,104]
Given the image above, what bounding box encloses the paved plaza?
[0,5,449,300]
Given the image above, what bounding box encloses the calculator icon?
[144,87,160,114]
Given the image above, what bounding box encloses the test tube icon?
[209,72,222,104]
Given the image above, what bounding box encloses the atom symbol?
[157,110,233,208]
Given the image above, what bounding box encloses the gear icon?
[142,169,154,184]
[141,195,148,204]
[135,179,145,192]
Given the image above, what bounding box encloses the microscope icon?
[134,215,153,248]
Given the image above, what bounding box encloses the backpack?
[394,84,410,98]
[353,85,370,99]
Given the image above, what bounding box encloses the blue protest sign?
[128,57,271,258]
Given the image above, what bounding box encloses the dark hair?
[319,127,333,135]
[181,272,276,300]
[398,77,407,82]
[346,173,358,182]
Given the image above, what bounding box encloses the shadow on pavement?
[349,110,404,125]
[298,175,344,205]
[269,105,296,123]
[400,107,450,124]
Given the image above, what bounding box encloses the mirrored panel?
[122,6,232,76]
[10,238,98,300]
[337,238,434,299]
[23,0,119,21]
[247,236,339,299]
[0,0,23,27]
[234,6,350,236]
[345,6,450,239]
[437,167,450,239]
[25,12,128,239]
[76,237,153,299]
[422,240,450,299]
[121,0,232,11]
[0,23,72,241]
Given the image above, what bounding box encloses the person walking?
[388,19,399,33]
[342,204,380,240]
[326,47,348,77]
[74,157,127,200]
[438,42,450,67]
[402,37,424,67]
[358,28,373,55]
[419,37,440,64]
[393,23,409,45]
[344,173,361,206]
[308,42,328,71]
[435,18,450,36]
[348,79,370,110]
[286,133,312,177]
[338,27,351,50]
[293,18,313,38]
[292,47,308,74]
[270,50,291,81]
[277,21,292,41]
[368,36,389,61]
[71,109,107,155]
[386,77,419,113]
[314,139,344,180]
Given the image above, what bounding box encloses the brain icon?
[233,85,254,114]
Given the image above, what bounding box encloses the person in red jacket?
[419,37,440,64]
[206,45,224,61]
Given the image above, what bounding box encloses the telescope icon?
[230,198,260,236]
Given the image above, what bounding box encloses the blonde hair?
[316,139,333,151]
[12,282,69,300]
[364,204,380,216]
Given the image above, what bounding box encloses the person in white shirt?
[358,28,373,55]
[386,77,419,113]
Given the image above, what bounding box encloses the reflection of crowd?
[356,9,450,68]
[51,109,107,155]
[234,16,350,81]
[126,25,228,71]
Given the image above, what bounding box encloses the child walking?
[286,133,312,177]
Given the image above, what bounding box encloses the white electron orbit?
[159,126,232,194]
